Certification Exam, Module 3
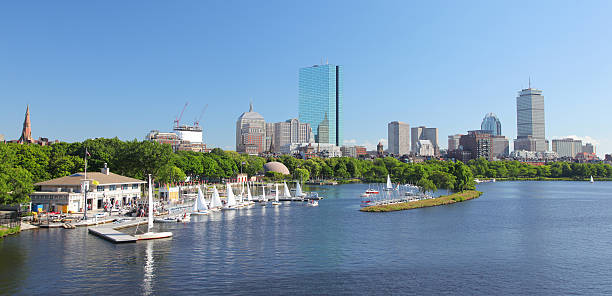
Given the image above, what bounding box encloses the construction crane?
[194,104,208,127]
[174,102,189,128]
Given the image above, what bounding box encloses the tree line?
[4,138,610,205]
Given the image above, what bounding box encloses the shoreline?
[360,190,483,212]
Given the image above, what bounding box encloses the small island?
[360,190,482,212]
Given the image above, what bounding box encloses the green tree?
[293,168,310,183]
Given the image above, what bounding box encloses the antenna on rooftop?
[528,76,531,89]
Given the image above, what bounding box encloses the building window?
[109,185,116,191]
[132,184,139,190]
[97,186,105,192]
[121,185,128,190]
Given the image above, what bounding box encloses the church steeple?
[18,105,32,143]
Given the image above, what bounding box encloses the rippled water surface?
[2,182,612,295]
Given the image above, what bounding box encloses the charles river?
[2,182,612,295]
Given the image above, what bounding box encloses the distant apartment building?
[298,63,343,146]
[491,136,510,159]
[236,103,266,155]
[459,130,493,160]
[416,140,435,157]
[514,84,547,152]
[387,121,410,156]
[448,134,462,151]
[481,113,502,136]
[281,143,342,159]
[582,143,595,154]
[411,126,438,155]
[146,130,206,152]
[267,119,312,153]
[341,145,367,158]
[552,138,582,158]
[0,134,4,142]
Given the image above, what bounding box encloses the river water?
[2,182,612,295]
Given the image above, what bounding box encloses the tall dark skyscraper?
[298,64,343,146]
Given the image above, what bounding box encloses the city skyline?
[1,1,610,155]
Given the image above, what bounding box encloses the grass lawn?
[360,190,483,212]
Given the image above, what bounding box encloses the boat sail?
[246,183,254,204]
[260,184,267,205]
[135,174,173,240]
[590,176,594,183]
[295,181,304,197]
[225,183,237,209]
[209,186,223,211]
[192,186,209,215]
[386,175,393,191]
[283,181,292,198]
[272,184,281,205]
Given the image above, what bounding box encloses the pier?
[87,218,148,244]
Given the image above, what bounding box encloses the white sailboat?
[272,184,281,206]
[224,183,238,210]
[209,185,223,211]
[260,184,268,205]
[191,186,209,215]
[295,181,305,198]
[590,176,594,183]
[246,183,254,205]
[385,175,393,191]
[135,175,173,240]
[282,181,292,199]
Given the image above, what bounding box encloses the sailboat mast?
[148,174,154,232]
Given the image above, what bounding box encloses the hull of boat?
[191,211,209,215]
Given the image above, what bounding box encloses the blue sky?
[1,1,611,155]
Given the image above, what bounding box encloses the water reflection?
[142,241,154,295]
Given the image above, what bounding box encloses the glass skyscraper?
[298,64,343,146]
[481,113,502,136]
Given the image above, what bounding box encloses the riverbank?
[0,225,20,238]
[360,190,482,212]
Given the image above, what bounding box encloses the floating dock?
[88,218,148,244]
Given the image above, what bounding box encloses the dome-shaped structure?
[263,162,290,175]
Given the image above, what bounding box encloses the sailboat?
[246,183,254,205]
[590,176,594,183]
[260,184,268,205]
[282,181,292,199]
[135,175,173,240]
[385,175,393,191]
[191,186,209,215]
[209,185,223,211]
[224,183,238,210]
[295,181,306,199]
[272,184,281,206]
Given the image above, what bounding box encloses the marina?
[4,182,612,295]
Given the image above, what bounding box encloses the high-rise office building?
[514,83,547,152]
[411,126,439,155]
[236,103,266,155]
[387,121,410,156]
[298,64,343,146]
[481,113,502,136]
